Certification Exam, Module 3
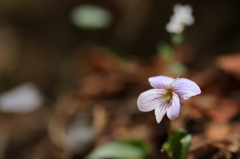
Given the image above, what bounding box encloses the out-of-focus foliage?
[171,33,184,46]
[86,140,151,159]
[170,62,187,75]
[70,4,112,30]
[158,42,173,60]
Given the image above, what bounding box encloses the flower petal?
[154,101,170,123]
[148,76,174,89]
[173,4,182,14]
[166,21,184,34]
[171,78,201,100]
[167,93,180,120]
[137,89,167,112]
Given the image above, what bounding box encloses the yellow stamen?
[163,89,173,101]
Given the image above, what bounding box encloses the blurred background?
[0,0,239,158]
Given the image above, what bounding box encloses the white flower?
[166,4,194,33]
[137,76,201,123]
[166,20,184,34]
[173,4,194,26]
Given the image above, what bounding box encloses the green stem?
[168,120,172,140]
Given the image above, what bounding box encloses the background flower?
[166,4,194,33]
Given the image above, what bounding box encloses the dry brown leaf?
[76,46,123,73]
[216,53,240,78]
[206,98,239,122]
[190,141,232,159]
[205,123,232,141]
[92,105,108,133]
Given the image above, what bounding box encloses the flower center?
[163,89,173,101]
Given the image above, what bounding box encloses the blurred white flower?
[166,20,184,34]
[173,4,194,26]
[166,4,194,33]
[0,83,43,113]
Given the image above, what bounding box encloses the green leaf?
[164,129,192,159]
[70,4,112,30]
[85,140,151,159]
[158,42,173,60]
[165,129,186,155]
[169,62,187,75]
[171,33,184,46]
[180,134,192,159]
